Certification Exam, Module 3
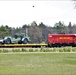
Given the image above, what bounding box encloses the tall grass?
[0,47,76,53]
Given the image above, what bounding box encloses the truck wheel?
[18,40,22,44]
[23,38,28,44]
[4,38,11,44]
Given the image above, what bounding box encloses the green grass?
[0,47,76,52]
[0,53,76,75]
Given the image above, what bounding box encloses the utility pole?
[26,28,28,36]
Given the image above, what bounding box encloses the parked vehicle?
[2,33,30,44]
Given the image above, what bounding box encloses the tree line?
[0,21,76,43]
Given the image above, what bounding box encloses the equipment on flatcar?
[1,33,30,44]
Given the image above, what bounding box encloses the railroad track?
[0,44,47,48]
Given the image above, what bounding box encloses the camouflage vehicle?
[2,33,30,44]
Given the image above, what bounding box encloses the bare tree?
[28,21,42,43]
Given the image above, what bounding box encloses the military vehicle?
[2,33,30,44]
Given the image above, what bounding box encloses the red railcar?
[48,34,76,47]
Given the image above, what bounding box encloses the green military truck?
[2,33,30,44]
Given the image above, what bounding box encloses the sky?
[0,0,76,27]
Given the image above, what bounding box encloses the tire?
[18,40,22,44]
[23,38,28,44]
[4,38,11,44]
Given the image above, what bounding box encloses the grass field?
[0,53,76,75]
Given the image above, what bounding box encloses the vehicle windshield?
[14,33,25,39]
[14,35,18,39]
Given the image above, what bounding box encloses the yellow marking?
[4,44,47,47]
[59,37,70,39]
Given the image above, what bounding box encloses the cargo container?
[48,34,76,47]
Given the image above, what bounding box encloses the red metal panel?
[74,35,76,44]
[48,34,75,44]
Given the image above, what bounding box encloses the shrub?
[40,48,43,52]
[63,47,71,52]
[40,48,46,52]
[40,48,50,52]
[34,49,39,52]
[72,47,76,52]
[42,49,46,52]
[45,48,50,52]
[0,50,2,53]
[58,48,63,52]
[12,49,21,52]
[29,49,33,52]
[21,48,27,52]
[3,49,9,53]
[52,48,57,52]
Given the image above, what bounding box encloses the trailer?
[48,34,76,47]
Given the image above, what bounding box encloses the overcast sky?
[0,0,76,27]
